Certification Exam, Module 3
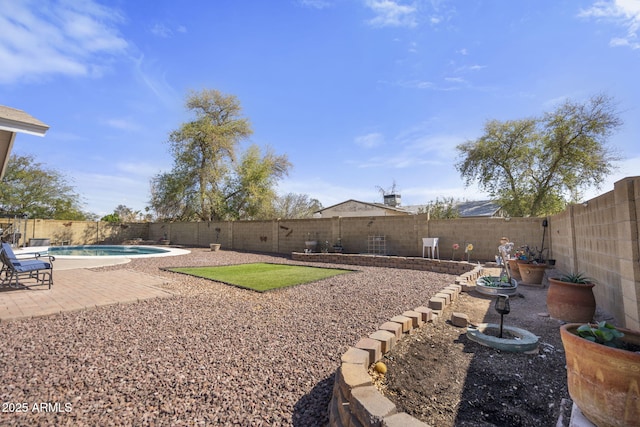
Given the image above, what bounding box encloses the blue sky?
[1,0,639,216]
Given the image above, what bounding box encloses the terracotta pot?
[507,259,522,280]
[560,324,640,427]
[547,278,596,323]
[517,261,546,285]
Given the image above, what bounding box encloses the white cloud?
[454,64,487,73]
[132,55,179,106]
[150,23,187,38]
[150,23,173,38]
[365,0,418,28]
[0,0,128,84]
[116,161,166,177]
[298,0,332,9]
[355,132,385,148]
[104,118,142,132]
[580,0,640,49]
[349,123,467,171]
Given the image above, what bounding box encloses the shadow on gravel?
[292,374,334,427]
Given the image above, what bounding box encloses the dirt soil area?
[374,271,576,427]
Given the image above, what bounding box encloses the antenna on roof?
[375,180,401,207]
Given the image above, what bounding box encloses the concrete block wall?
[13,175,640,329]
[548,208,574,271]
[328,266,483,427]
[614,178,640,329]
[429,217,547,263]
[545,177,640,329]
[4,219,149,246]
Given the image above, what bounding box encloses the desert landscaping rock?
[0,249,458,426]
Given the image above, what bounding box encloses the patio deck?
[0,258,173,321]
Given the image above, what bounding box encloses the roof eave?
[0,119,50,137]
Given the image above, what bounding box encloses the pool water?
[48,245,170,257]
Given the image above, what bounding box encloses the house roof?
[0,105,50,136]
[456,200,502,217]
[0,105,50,179]
[315,199,410,214]
[317,198,502,218]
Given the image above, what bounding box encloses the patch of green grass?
[167,262,352,292]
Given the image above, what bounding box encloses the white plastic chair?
[422,237,439,259]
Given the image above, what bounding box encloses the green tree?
[224,145,291,220]
[112,204,140,222]
[272,193,323,219]
[418,197,461,219]
[101,204,141,223]
[150,89,291,221]
[101,213,120,223]
[456,94,622,216]
[0,154,87,219]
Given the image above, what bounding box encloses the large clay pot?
[560,324,640,427]
[507,259,522,280]
[517,261,546,285]
[547,278,596,323]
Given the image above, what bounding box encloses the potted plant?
[560,321,640,427]
[304,233,317,253]
[160,232,170,245]
[515,245,547,285]
[547,272,596,323]
[332,238,343,253]
[210,227,222,251]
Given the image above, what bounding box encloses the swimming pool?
[43,245,190,258]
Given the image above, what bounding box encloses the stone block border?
[292,252,478,276]
[328,264,485,426]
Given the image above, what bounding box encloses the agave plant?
[576,321,625,348]
[558,272,594,284]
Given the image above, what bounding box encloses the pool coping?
[14,245,191,260]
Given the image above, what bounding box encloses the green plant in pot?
[515,245,547,285]
[560,321,640,427]
[546,271,596,323]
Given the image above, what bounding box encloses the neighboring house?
[0,105,50,179]
[455,200,504,218]
[315,194,503,218]
[315,198,409,218]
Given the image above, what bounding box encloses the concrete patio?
[0,258,174,321]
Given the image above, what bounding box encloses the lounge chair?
[0,243,55,289]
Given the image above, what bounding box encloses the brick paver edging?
[327,264,484,427]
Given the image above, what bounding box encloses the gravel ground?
[0,248,458,426]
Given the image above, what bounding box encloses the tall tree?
[101,204,141,223]
[150,89,292,221]
[224,145,291,220]
[0,154,87,219]
[272,193,323,219]
[418,197,461,219]
[456,94,622,216]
